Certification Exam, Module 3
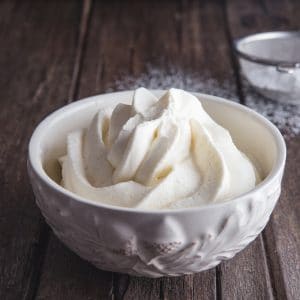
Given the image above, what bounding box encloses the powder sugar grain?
[242,80,300,138]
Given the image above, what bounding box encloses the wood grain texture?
[227,0,300,299]
[35,235,112,300]
[218,236,273,299]
[121,276,161,300]
[0,1,82,299]
[78,0,236,99]
[263,137,300,300]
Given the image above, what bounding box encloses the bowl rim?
[28,90,286,215]
[234,30,300,69]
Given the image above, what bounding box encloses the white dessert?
[59,88,258,209]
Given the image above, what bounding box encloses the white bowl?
[28,91,286,277]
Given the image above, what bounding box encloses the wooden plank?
[78,0,237,99]
[226,0,300,299]
[30,1,113,299]
[122,276,161,300]
[218,236,273,299]
[78,0,182,97]
[0,1,86,299]
[263,137,300,300]
[35,235,112,300]
[227,0,298,39]
[162,271,216,300]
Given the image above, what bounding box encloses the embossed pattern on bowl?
[28,91,286,277]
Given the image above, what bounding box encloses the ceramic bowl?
[28,91,286,277]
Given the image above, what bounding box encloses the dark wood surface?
[0,0,299,299]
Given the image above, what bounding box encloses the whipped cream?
[59,88,258,209]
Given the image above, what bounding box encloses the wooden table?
[1,1,299,299]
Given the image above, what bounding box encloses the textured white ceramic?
[28,91,286,277]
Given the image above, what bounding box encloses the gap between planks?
[222,0,246,105]
[68,0,93,102]
[23,222,50,300]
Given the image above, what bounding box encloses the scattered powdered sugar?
[106,67,238,100]
[242,81,300,138]
[106,66,300,138]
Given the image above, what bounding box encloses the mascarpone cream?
[59,88,258,209]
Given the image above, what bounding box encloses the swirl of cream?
[59,88,258,209]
